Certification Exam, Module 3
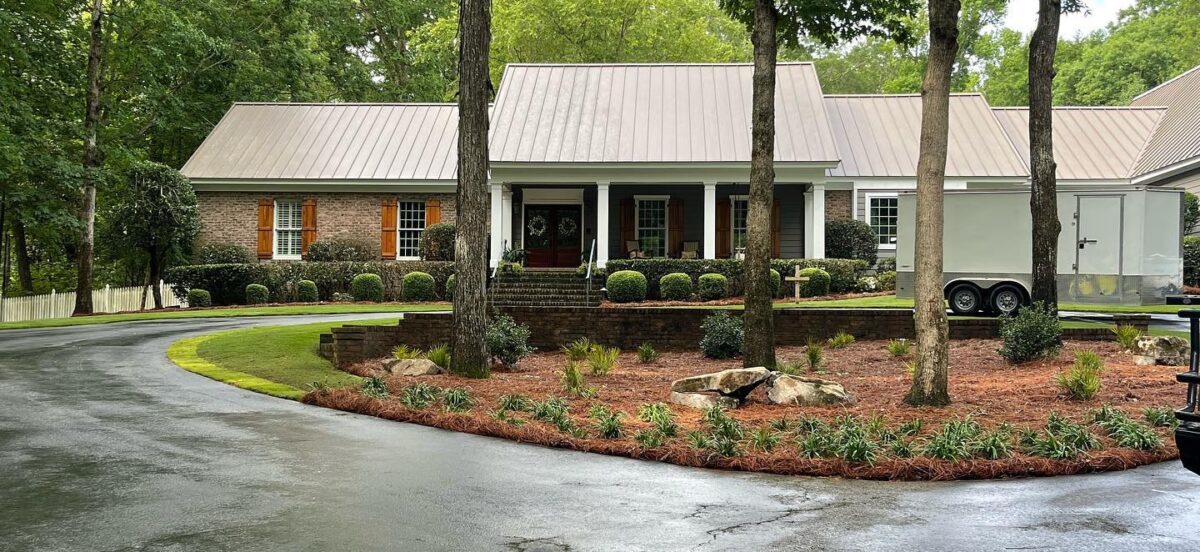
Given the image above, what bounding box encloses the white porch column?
[804,188,814,257]
[489,182,504,267]
[703,182,717,259]
[811,182,826,259]
[595,181,610,266]
[501,188,513,251]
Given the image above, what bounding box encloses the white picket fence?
[0,281,182,323]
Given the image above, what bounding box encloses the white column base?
[489,183,504,267]
[811,182,826,259]
[703,182,717,259]
[596,182,610,267]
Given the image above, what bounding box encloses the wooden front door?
[524,205,583,268]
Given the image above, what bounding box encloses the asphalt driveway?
[1,315,1198,552]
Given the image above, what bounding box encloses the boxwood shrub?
[351,273,385,302]
[700,311,743,359]
[606,270,647,303]
[997,302,1062,363]
[165,261,453,305]
[186,289,212,308]
[602,258,866,298]
[697,273,729,301]
[770,269,781,297]
[246,284,269,305]
[297,280,319,302]
[658,273,693,301]
[421,222,456,261]
[303,238,377,262]
[825,218,879,266]
[401,271,436,301]
[796,268,831,297]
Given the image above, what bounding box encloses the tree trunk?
[905,0,959,407]
[450,0,492,378]
[12,218,33,293]
[1029,0,1062,311]
[149,244,163,310]
[75,0,104,316]
[742,0,777,369]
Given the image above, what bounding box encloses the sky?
[1003,0,1137,37]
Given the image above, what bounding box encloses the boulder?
[668,391,740,410]
[670,367,772,400]
[765,374,853,406]
[1132,335,1188,366]
[384,358,443,376]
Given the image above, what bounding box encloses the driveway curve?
[1,315,1198,552]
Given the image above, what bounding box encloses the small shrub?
[997,302,1061,363]
[897,418,924,437]
[634,428,666,449]
[799,427,836,458]
[805,339,824,372]
[561,337,593,361]
[186,289,212,308]
[796,268,831,297]
[442,387,474,412]
[749,426,781,452]
[973,429,1013,460]
[1112,324,1142,351]
[420,222,456,261]
[530,397,569,422]
[1143,406,1178,429]
[350,273,385,302]
[194,242,250,264]
[699,311,743,359]
[825,218,879,266]
[697,273,729,301]
[637,402,678,436]
[245,284,269,305]
[877,271,897,291]
[855,275,880,292]
[658,273,694,301]
[835,423,878,463]
[606,270,648,303]
[486,315,534,368]
[775,359,803,375]
[1093,406,1163,450]
[587,345,619,375]
[361,376,389,399]
[890,439,916,458]
[1046,413,1101,452]
[686,430,710,449]
[1056,350,1104,400]
[401,271,436,301]
[560,361,596,398]
[401,384,441,409]
[593,412,624,439]
[1027,431,1075,459]
[768,418,790,432]
[636,342,660,364]
[769,268,782,297]
[425,343,451,369]
[497,394,531,412]
[303,238,376,262]
[828,331,855,349]
[296,279,319,302]
[885,339,910,358]
[921,417,981,461]
[444,274,455,298]
[392,344,421,359]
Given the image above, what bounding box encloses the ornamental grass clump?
[634,429,666,448]
[1056,350,1104,400]
[637,402,678,437]
[805,339,824,372]
[588,405,624,439]
[560,361,596,398]
[886,339,911,358]
[361,376,389,399]
[920,417,981,461]
[658,273,693,301]
[700,311,743,359]
[1027,412,1101,458]
[1143,406,1178,429]
[1091,405,1163,450]
[401,383,441,409]
[441,387,474,412]
[749,426,781,452]
[637,342,660,363]
[1112,324,1142,351]
[425,343,451,369]
[497,394,531,412]
[587,345,620,375]
[827,331,855,349]
[392,344,421,360]
[997,302,1062,363]
[561,337,593,362]
[774,359,803,375]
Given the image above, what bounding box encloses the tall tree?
[451,0,492,378]
[720,0,917,368]
[74,0,104,315]
[905,0,959,407]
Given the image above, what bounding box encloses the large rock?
[765,374,853,406]
[384,358,443,376]
[670,367,771,400]
[1132,335,1188,366]
[668,391,740,410]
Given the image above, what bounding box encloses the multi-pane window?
[731,197,749,251]
[636,197,668,258]
[397,201,426,259]
[274,200,303,258]
[868,195,898,247]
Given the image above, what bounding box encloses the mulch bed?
[599,291,895,308]
[304,339,1182,480]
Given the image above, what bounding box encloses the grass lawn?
[167,317,399,399]
[766,294,1191,315]
[0,302,447,331]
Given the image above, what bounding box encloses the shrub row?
[1185,236,1200,286]
[165,261,453,305]
[602,258,865,299]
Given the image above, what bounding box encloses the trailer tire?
[948,284,983,315]
[989,284,1026,316]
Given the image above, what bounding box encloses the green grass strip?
[167,335,308,401]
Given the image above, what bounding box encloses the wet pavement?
[1,315,1199,551]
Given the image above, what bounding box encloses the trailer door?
[1073,195,1124,302]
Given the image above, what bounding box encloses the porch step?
[489,271,601,308]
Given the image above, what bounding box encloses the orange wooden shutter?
[256,198,274,260]
[620,198,635,255]
[301,198,317,255]
[425,199,441,225]
[771,201,782,258]
[380,200,398,259]
[715,198,731,258]
[668,198,684,257]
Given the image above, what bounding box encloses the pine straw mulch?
[598,290,896,308]
[303,339,1181,481]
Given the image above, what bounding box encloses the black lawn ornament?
[1176,310,1200,475]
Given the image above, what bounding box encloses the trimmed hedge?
[194,243,251,265]
[421,222,456,261]
[246,284,269,305]
[825,218,879,266]
[1186,236,1200,286]
[297,280,319,302]
[603,258,867,298]
[401,271,436,301]
[303,238,377,262]
[186,289,212,308]
[165,261,453,305]
[697,273,729,301]
[659,273,693,301]
[607,270,648,303]
[796,268,831,297]
[351,273,385,302]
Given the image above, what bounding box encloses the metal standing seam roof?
[488,63,841,164]
[823,94,1028,178]
[1130,65,1200,177]
[992,106,1167,180]
[180,103,459,181]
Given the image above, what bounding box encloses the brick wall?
[195,191,457,260]
[825,190,852,220]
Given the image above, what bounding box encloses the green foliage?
[166,261,454,305]
[824,218,879,266]
[402,383,441,409]
[593,412,625,439]
[1056,350,1104,400]
[828,331,855,349]
[497,394,531,412]
[972,428,1013,460]
[1092,405,1163,450]
[1186,192,1200,235]
[637,402,678,437]
[1186,236,1200,287]
[921,418,981,461]
[195,243,250,265]
[697,273,730,301]
[805,339,824,371]
[351,273,385,302]
[634,428,666,448]
[530,396,570,423]
[749,426,780,452]
[560,360,596,398]
[486,315,535,368]
[420,223,456,261]
[774,359,803,375]
[699,311,743,359]
[444,274,455,298]
[400,271,436,301]
[186,289,212,308]
[833,417,878,463]
[769,269,781,297]
[441,387,474,412]
[391,344,421,359]
[795,268,831,297]
[561,337,594,362]
[587,345,620,375]
[897,418,924,437]
[997,302,1062,363]
[699,406,743,457]
[105,162,200,281]
[303,238,377,262]
[1143,406,1178,429]
[602,258,868,298]
[361,376,390,399]
[876,271,897,292]
[425,343,451,369]
[637,342,660,363]
[245,284,269,305]
[1112,324,1142,351]
[606,270,648,303]
[885,339,910,358]
[658,272,694,301]
[296,280,319,303]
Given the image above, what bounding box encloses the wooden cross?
[784,266,810,303]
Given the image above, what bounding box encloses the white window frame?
[729,195,749,252]
[864,193,899,250]
[396,200,426,260]
[273,199,303,260]
[634,195,670,258]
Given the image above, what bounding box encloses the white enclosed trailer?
[895,187,1183,315]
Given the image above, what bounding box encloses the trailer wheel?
[990,285,1025,316]
[948,284,983,315]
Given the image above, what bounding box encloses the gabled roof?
[824,94,1028,178]
[1131,65,1200,178]
[488,63,841,165]
[181,103,458,181]
[992,107,1166,180]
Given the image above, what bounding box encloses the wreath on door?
[558,217,578,237]
[527,215,548,237]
